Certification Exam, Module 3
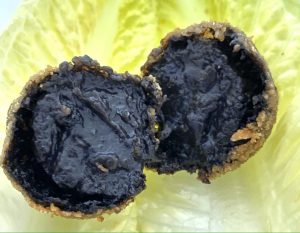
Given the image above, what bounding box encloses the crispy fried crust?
[141,21,278,183]
[1,58,162,219]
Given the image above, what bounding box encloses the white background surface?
[0,0,22,34]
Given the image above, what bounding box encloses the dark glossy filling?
[6,64,156,214]
[145,29,266,174]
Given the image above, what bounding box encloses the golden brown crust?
[141,21,278,183]
[0,64,136,220]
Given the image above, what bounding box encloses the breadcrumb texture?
[142,22,278,183]
[1,55,162,219]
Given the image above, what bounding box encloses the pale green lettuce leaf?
[0,0,300,231]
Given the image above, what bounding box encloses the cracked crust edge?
[1,56,162,219]
[141,21,278,183]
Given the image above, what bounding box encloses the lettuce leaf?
[1,0,300,231]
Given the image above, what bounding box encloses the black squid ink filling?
[5,57,160,214]
[144,29,266,174]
